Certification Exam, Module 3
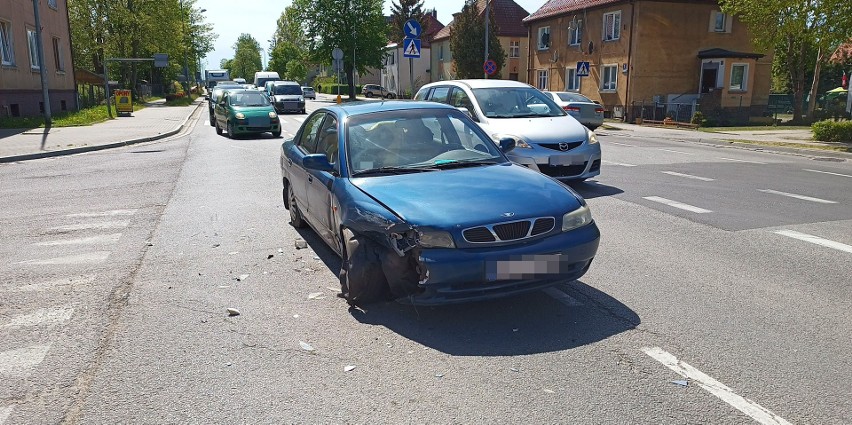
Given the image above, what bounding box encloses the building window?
[730,63,748,91]
[570,24,582,46]
[0,20,14,65]
[537,26,550,50]
[509,41,519,58]
[565,67,580,91]
[48,0,57,8]
[27,29,40,70]
[603,11,621,41]
[439,45,443,60]
[537,69,548,90]
[52,37,64,71]
[710,11,731,33]
[601,64,617,91]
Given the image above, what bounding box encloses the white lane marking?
[2,307,74,328]
[803,169,852,179]
[0,406,12,425]
[49,221,129,231]
[643,196,712,213]
[718,157,767,164]
[9,275,96,292]
[601,159,637,167]
[658,148,694,155]
[661,171,715,181]
[758,189,837,204]
[643,347,792,425]
[607,141,635,147]
[0,345,51,377]
[66,209,137,218]
[18,251,111,265]
[35,233,122,246]
[542,287,583,306]
[774,230,852,254]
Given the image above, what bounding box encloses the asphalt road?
[0,101,850,424]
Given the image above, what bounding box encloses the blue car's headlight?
[418,229,455,248]
[587,128,599,144]
[562,205,592,232]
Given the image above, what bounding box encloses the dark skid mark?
[811,157,845,162]
[128,150,165,154]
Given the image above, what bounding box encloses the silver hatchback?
[545,91,604,130]
[415,80,601,181]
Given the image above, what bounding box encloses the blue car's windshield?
[346,109,506,175]
[472,87,566,118]
[229,91,270,107]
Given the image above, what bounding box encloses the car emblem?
[502,212,515,218]
[559,142,570,151]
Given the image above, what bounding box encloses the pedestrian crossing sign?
[577,61,590,77]
[403,38,421,58]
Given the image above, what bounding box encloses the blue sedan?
[280,101,600,306]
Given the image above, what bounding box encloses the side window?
[430,86,451,103]
[297,113,325,154]
[449,88,474,111]
[316,114,340,163]
[414,88,430,100]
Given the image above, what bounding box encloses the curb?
[0,101,205,164]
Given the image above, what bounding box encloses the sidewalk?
[0,98,204,163]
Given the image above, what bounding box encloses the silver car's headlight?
[587,128,599,144]
[492,133,532,149]
[418,229,455,248]
[562,205,592,232]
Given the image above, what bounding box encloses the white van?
[254,71,280,91]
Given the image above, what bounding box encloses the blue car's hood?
[349,163,582,227]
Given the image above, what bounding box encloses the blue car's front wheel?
[339,229,388,305]
[287,183,306,228]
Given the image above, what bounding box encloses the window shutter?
[725,14,733,33]
[708,11,717,32]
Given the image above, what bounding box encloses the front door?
[701,68,718,93]
[306,114,339,248]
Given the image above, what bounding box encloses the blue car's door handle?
[308,176,313,183]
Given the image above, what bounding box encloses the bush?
[812,120,852,143]
[690,111,705,126]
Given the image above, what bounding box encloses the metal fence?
[630,101,698,123]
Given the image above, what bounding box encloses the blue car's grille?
[463,217,555,244]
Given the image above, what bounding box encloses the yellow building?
[523,0,773,124]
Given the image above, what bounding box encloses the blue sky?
[198,0,547,71]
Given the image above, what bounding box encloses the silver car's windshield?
[472,87,566,118]
[347,109,505,175]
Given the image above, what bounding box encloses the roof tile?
[433,0,531,41]
[523,0,622,24]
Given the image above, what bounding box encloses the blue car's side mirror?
[498,137,516,153]
[302,154,335,173]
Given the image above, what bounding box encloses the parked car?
[269,81,306,114]
[207,83,245,126]
[213,89,281,138]
[415,80,601,181]
[544,91,605,130]
[302,86,316,100]
[362,84,395,98]
[280,100,600,305]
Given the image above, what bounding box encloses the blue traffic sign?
[404,19,422,39]
[403,38,421,58]
[483,59,497,76]
[577,61,590,77]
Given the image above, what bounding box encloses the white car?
[544,91,605,130]
[415,79,601,181]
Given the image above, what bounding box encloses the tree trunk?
[806,46,823,120]
[346,62,356,100]
[787,36,806,124]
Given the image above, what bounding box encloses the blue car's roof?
[321,100,453,119]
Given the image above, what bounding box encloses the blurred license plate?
[485,254,568,281]
[549,155,585,166]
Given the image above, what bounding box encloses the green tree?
[268,6,309,82]
[720,0,852,122]
[226,33,263,80]
[389,0,429,45]
[449,0,505,79]
[292,0,387,99]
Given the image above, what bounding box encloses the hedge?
[315,83,363,95]
[812,120,852,143]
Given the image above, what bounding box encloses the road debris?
[278,248,284,253]
[510,367,519,372]
[235,274,249,282]
[543,389,555,394]
[267,254,274,259]
[228,251,239,255]
[671,380,689,387]
[434,373,444,378]
[313,256,320,260]
[299,341,315,352]
[308,292,325,300]
[226,308,240,316]
[344,365,356,372]
[326,287,341,293]
[295,239,308,249]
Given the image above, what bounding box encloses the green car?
[213,89,281,138]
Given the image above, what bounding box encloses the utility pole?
[32,0,51,124]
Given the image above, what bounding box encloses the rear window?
[556,92,594,103]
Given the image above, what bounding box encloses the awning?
[697,48,764,59]
[75,68,105,84]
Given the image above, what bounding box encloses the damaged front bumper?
[397,223,600,305]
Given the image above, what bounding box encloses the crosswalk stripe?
[18,251,111,265]
[2,307,74,328]
[0,345,51,377]
[643,196,713,213]
[35,233,122,246]
[66,209,137,218]
[49,221,129,231]
[9,275,96,293]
